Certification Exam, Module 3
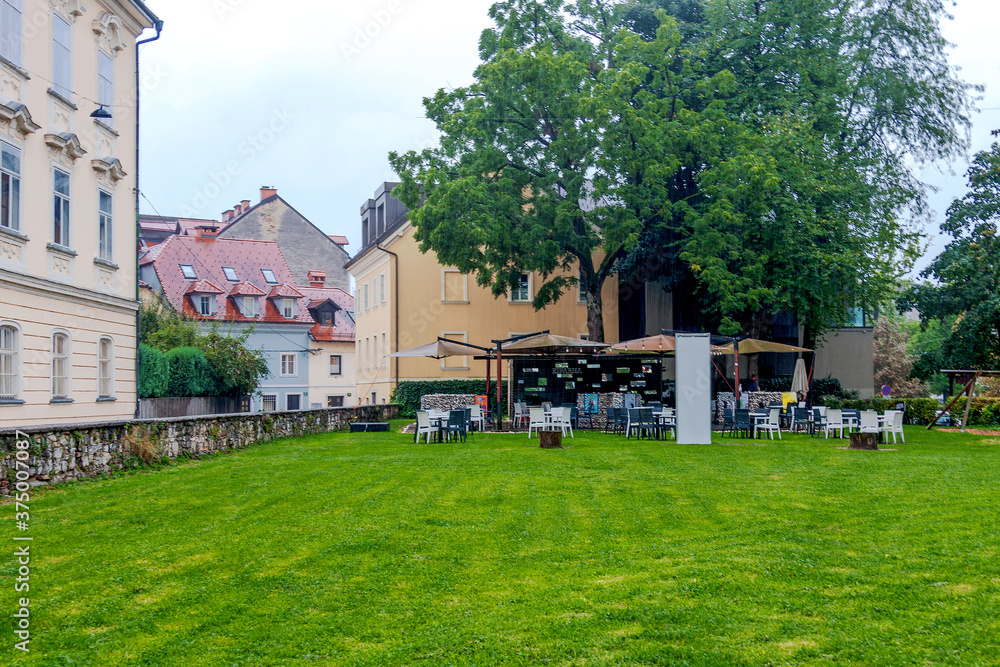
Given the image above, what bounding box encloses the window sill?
[329,373,343,377]
[0,55,28,79]
[508,301,532,305]
[94,257,118,270]
[0,226,28,242]
[47,243,77,257]
[442,367,470,372]
[0,399,26,405]
[441,300,470,305]
[94,120,118,136]
[50,398,74,404]
[47,88,77,109]
[97,396,117,402]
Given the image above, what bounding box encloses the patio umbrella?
[388,338,486,359]
[790,358,809,395]
[713,339,812,355]
[500,332,609,354]
[608,334,677,353]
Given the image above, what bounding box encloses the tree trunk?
[587,284,605,343]
[539,430,564,449]
[849,432,878,450]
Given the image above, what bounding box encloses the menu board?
[512,357,662,405]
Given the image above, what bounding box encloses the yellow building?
[0,0,161,427]
[345,183,619,405]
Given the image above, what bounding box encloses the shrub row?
[139,343,234,399]
[391,380,508,418]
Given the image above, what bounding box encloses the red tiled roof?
[145,235,314,324]
[266,284,305,299]
[300,285,355,342]
[328,235,349,245]
[184,280,224,295]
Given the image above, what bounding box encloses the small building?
[299,272,356,409]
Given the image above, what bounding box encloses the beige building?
[0,0,160,427]
[346,183,619,405]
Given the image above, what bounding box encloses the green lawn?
[3,423,1000,666]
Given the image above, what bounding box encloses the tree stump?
[849,432,878,450]
[539,430,564,449]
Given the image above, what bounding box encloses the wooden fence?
[138,396,245,419]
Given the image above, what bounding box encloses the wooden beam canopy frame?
[928,369,1000,431]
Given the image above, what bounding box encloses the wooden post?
[927,371,981,430]
[495,343,503,432]
[960,376,977,433]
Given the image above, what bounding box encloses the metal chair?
[792,406,812,433]
[721,408,736,437]
[443,409,467,442]
[734,409,752,438]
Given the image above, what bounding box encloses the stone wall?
[420,394,478,412]
[0,404,397,495]
[715,392,783,423]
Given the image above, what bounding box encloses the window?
[53,168,70,247]
[845,307,871,327]
[376,203,385,236]
[98,191,112,261]
[379,273,386,303]
[51,331,70,400]
[578,268,587,303]
[1,0,22,65]
[327,395,344,408]
[363,283,369,310]
[510,273,530,302]
[365,338,371,370]
[261,394,277,412]
[222,266,239,282]
[52,15,71,99]
[98,336,113,398]
[261,268,277,284]
[1,142,20,232]
[442,270,467,302]
[0,323,20,401]
[441,331,468,369]
[180,264,197,280]
[381,333,387,364]
[198,295,214,316]
[281,297,295,319]
[329,355,342,375]
[97,51,113,126]
[374,336,380,366]
[238,296,257,318]
[280,353,296,376]
[578,332,590,341]
[286,394,300,411]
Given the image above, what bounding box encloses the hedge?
[391,380,508,418]
[944,398,1000,427]
[164,347,211,398]
[138,344,169,399]
[816,397,946,426]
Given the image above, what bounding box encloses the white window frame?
[98,336,114,398]
[238,296,258,318]
[51,329,71,400]
[0,321,21,401]
[363,283,369,311]
[281,297,295,319]
[222,266,239,282]
[509,272,531,303]
[329,354,342,376]
[1,141,21,232]
[578,332,590,341]
[577,267,587,303]
[365,338,371,371]
[1,0,22,66]
[180,264,196,280]
[98,190,113,261]
[197,295,214,316]
[441,331,469,370]
[97,49,113,127]
[441,269,469,303]
[261,394,277,412]
[53,167,70,247]
[379,272,386,303]
[381,332,387,365]
[52,14,71,99]
[261,268,277,284]
[279,353,296,377]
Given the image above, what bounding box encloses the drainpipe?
[374,243,399,390]
[133,12,163,419]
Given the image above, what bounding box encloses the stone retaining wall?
[715,392,783,423]
[420,394,478,412]
[0,404,398,495]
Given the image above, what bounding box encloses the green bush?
[832,397,943,425]
[948,398,1000,427]
[758,376,793,392]
[391,380,508,418]
[165,347,211,397]
[138,344,169,398]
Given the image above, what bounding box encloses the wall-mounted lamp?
[90,104,112,120]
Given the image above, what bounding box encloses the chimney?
[241,199,251,211]
[307,270,326,287]
[223,209,233,222]
[260,186,277,201]
[196,224,219,239]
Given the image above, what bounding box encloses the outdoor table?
[750,410,769,439]
[653,410,676,440]
[426,410,449,442]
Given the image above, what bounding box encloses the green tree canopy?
[904,141,1000,373]
[390,0,973,341]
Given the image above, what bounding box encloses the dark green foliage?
[200,328,271,397]
[137,344,169,399]
[758,376,792,392]
[945,398,1000,427]
[827,397,943,425]
[164,347,211,398]
[391,380,508,418]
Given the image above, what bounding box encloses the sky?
[136,0,1000,274]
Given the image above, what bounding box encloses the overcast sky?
[137,0,1000,274]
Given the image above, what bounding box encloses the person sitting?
[746,374,759,392]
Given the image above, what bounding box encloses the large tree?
[904,141,1000,374]
[391,0,974,342]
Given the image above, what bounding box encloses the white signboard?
[675,333,712,444]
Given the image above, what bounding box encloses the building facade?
[0,0,159,427]
[346,183,620,405]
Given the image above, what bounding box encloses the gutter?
[133,14,163,418]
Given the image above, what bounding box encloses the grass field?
[3,423,1000,666]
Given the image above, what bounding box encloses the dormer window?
[237,296,257,317]
[261,269,277,284]
[197,295,215,316]
[180,264,197,280]
[281,298,296,319]
[223,266,239,282]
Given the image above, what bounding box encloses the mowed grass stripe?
[2,423,999,665]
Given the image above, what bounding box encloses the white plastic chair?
[527,407,547,438]
[825,409,845,439]
[469,405,485,431]
[415,411,434,443]
[859,410,880,434]
[882,410,905,444]
[513,402,528,429]
[755,407,782,440]
[549,407,574,438]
